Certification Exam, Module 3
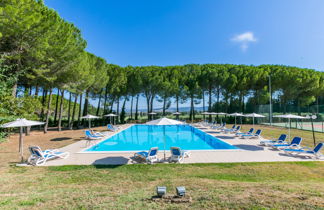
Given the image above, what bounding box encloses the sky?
[44,0,324,111]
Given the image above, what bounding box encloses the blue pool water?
[85,125,238,152]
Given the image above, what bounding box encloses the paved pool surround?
[44,124,323,166]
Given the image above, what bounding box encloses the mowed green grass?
[1,162,324,209]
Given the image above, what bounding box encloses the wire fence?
[256,104,324,132]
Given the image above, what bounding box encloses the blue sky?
[44,0,324,110]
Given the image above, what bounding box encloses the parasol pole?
[19,126,23,162]
[289,118,291,141]
[310,115,316,146]
[163,126,166,160]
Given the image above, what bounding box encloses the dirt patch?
[0,126,107,167]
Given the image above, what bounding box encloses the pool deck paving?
[44,124,323,166]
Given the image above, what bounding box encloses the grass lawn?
[1,162,324,209]
[1,124,324,209]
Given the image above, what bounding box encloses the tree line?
[1,0,324,135]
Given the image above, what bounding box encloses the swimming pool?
[85,125,238,152]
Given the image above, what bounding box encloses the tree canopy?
[1,0,324,134]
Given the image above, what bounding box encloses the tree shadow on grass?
[92,156,129,167]
[50,137,72,141]
[234,144,264,151]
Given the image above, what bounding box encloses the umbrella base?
[15,163,31,167]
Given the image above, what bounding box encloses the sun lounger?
[90,129,106,137]
[283,143,323,159]
[222,125,238,133]
[236,128,254,136]
[242,129,262,139]
[225,125,241,134]
[169,147,191,163]
[27,146,69,166]
[211,123,226,130]
[107,124,119,131]
[271,136,302,150]
[85,130,102,139]
[134,147,159,164]
[260,134,287,146]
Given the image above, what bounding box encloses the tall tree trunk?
[83,90,89,116]
[110,97,115,113]
[24,86,29,97]
[78,93,83,126]
[202,91,205,121]
[150,95,154,113]
[103,86,108,114]
[135,94,139,120]
[70,94,78,130]
[54,89,60,124]
[207,88,212,112]
[216,87,220,122]
[35,86,39,96]
[96,90,103,116]
[297,99,301,115]
[229,94,233,113]
[216,87,220,112]
[208,87,212,122]
[149,95,154,120]
[176,95,179,112]
[317,97,319,114]
[67,92,72,129]
[130,95,134,119]
[44,89,53,133]
[162,95,166,116]
[116,97,120,115]
[241,94,245,113]
[190,95,194,122]
[116,97,120,123]
[146,95,151,120]
[29,86,32,95]
[12,83,17,98]
[192,96,195,121]
[41,89,47,120]
[120,97,127,123]
[58,90,64,131]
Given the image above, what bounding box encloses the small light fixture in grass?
[176,186,186,197]
[156,186,166,197]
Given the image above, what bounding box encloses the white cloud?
[231,32,257,51]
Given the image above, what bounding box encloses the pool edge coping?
[78,124,241,154]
